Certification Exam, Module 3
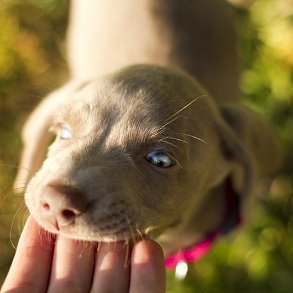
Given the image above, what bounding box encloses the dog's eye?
[145,151,175,168]
[59,124,72,139]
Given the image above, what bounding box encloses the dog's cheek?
[141,169,187,219]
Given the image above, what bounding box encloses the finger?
[1,216,55,293]
[129,240,165,293]
[47,236,96,293]
[90,242,131,293]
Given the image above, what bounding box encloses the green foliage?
[237,0,293,174]
[0,0,292,291]
[0,0,69,284]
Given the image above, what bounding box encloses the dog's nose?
[41,184,87,230]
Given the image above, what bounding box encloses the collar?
[165,177,241,269]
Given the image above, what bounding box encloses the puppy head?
[19,65,253,242]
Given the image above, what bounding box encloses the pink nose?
[41,184,87,230]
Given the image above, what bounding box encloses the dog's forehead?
[62,66,210,150]
[69,77,183,124]
[60,82,163,149]
[69,65,205,112]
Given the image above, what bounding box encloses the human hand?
[1,216,165,293]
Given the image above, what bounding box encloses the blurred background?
[0,0,292,292]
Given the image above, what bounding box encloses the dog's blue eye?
[145,151,175,168]
[59,124,72,139]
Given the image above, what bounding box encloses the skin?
[1,217,165,293]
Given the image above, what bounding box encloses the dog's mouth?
[26,183,157,242]
[36,213,154,242]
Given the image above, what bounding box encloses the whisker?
[158,95,207,132]
[43,230,54,246]
[97,241,101,252]
[38,229,51,249]
[123,232,128,245]
[125,216,136,244]
[158,139,180,150]
[144,225,159,239]
[9,203,27,249]
[19,205,29,232]
[136,228,144,241]
[164,136,190,145]
[0,188,15,206]
[177,132,207,145]
[123,240,130,268]
[165,95,207,123]
[159,115,184,130]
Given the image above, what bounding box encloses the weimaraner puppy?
[15,0,281,260]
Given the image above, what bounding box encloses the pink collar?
[165,178,241,268]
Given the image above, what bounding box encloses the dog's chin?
[36,224,132,242]
[31,214,160,243]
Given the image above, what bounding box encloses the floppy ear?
[14,82,79,192]
[218,104,282,197]
[217,119,253,198]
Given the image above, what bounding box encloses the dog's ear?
[14,82,78,193]
[14,91,60,193]
[218,104,282,197]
